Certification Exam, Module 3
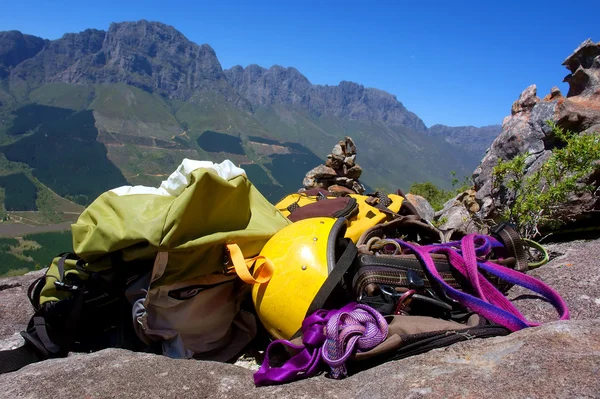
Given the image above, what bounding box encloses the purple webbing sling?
[254,303,387,386]
[395,234,569,331]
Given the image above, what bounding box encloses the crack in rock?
[0,283,21,292]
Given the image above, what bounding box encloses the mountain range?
[0,20,500,223]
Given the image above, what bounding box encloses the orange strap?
[226,243,273,285]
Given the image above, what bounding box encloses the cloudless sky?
[1,0,598,127]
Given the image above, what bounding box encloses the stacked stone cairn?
[301,137,365,195]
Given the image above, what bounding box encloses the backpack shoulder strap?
[0,344,42,374]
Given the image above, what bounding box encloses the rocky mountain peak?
[224,64,312,107]
[224,64,427,132]
[2,20,431,133]
[5,20,231,101]
[0,31,46,71]
[103,20,219,69]
[107,20,187,46]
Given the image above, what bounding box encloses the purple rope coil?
[322,303,388,378]
[254,302,387,386]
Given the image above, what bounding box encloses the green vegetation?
[0,80,478,215]
[248,136,282,145]
[1,108,128,205]
[90,84,179,130]
[0,173,38,211]
[0,251,35,276]
[7,104,74,136]
[268,152,321,194]
[23,231,73,267]
[0,231,73,276]
[244,163,282,202]
[409,182,451,211]
[246,137,322,202]
[409,172,471,211]
[30,83,95,111]
[0,237,19,252]
[243,163,273,186]
[492,122,600,238]
[197,130,245,154]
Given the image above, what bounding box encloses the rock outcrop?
[473,39,600,223]
[302,137,365,194]
[432,189,481,235]
[405,193,435,221]
[2,238,600,397]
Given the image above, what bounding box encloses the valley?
[0,21,501,274]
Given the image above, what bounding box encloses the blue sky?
[1,0,598,127]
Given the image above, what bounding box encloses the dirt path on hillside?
[0,222,72,237]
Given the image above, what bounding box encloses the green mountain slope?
[0,20,496,230]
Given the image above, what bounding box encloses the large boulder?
[1,238,600,397]
[433,189,481,235]
[405,193,435,221]
[474,39,600,223]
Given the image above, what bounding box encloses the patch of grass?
[29,83,95,110]
[0,268,31,278]
[248,136,282,145]
[89,84,177,126]
[0,232,72,276]
[409,172,472,211]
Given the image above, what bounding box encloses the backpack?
[0,159,290,374]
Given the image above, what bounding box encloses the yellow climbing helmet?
[252,217,354,340]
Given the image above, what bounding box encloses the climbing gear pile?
[0,158,570,387]
[252,215,569,385]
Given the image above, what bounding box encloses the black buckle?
[489,222,518,237]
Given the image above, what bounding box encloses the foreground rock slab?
[509,238,600,322]
[0,270,44,342]
[0,320,598,399]
[2,239,600,398]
